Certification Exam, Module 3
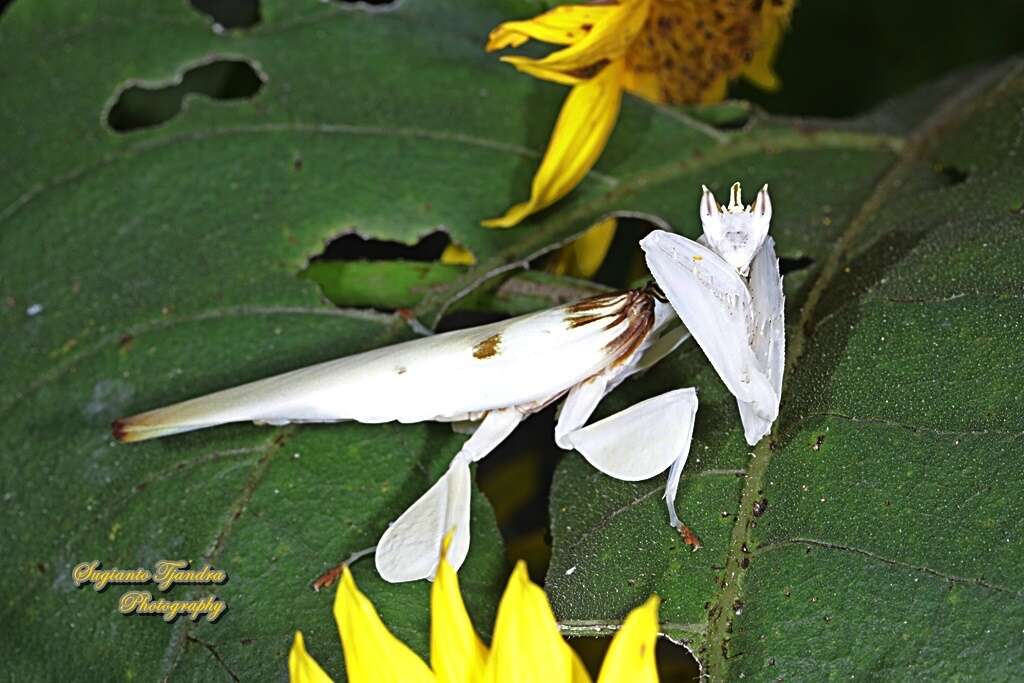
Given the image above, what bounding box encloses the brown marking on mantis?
[566,291,624,313]
[111,419,128,442]
[473,333,502,359]
[567,313,611,328]
[604,288,657,366]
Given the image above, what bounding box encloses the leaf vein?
[758,537,1023,597]
[0,304,398,419]
[702,60,1020,679]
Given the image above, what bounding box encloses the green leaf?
[4,0,1018,678]
[303,261,610,315]
[546,63,1024,678]
[2,0,532,678]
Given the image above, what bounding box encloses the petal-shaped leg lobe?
[566,387,698,482]
[375,408,525,582]
[375,459,472,583]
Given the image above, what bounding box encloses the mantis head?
[699,182,772,276]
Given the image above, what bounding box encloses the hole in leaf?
[571,636,701,682]
[312,230,452,263]
[937,164,968,186]
[0,0,14,19]
[302,230,479,312]
[106,59,264,132]
[333,0,398,7]
[779,255,815,275]
[189,0,260,30]
[434,309,509,334]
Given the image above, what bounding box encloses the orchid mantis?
[114,284,695,581]
[113,181,784,584]
[641,182,785,446]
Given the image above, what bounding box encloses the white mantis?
[641,182,785,446]
[114,182,784,583]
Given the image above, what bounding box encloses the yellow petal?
[742,0,795,92]
[500,56,588,87]
[570,648,593,683]
[700,74,729,105]
[440,243,476,266]
[548,216,617,278]
[431,547,488,683]
[621,66,664,104]
[486,4,618,52]
[504,0,649,78]
[596,596,661,683]
[289,632,335,683]
[485,561,589,683]
[333,566,435,683]
[741,18,782,91]
[482,60,625,228]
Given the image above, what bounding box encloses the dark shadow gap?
[475,405,561,582]
[334,0,398,6]
[434,310,509,334]
[937,164,969,186]
[189,0,260,29]
[554,215,663,291]
[107,59,263,132]
[312,230,452,263]
[779,255,815,275]
[571,636,701,682]
[303,230,478,315]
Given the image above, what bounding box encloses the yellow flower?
[545,215,618,279]
[441,216,615,279]
[482,0,796,229]
[289,558,661,683]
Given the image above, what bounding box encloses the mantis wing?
[113,295,636,443]
[641,230,778,441]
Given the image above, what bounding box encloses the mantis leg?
[562,387,699,536]
[375,407,524,583]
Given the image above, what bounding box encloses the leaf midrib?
[701,59,1024,680]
